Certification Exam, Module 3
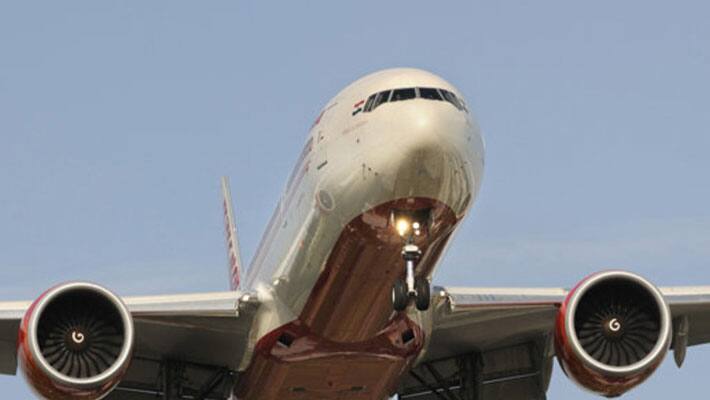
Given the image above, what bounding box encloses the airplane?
[1,68,710,400]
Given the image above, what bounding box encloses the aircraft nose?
[362,101,479,215]
[391,102,472,164]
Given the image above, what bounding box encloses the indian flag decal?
[352,99,365,116]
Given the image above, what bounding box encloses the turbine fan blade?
[37,299,123,379]
[575,291,660,367]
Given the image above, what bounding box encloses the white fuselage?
[240,68,485,369]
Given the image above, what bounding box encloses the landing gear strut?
[392,242,431,312]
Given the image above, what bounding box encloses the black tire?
[392,279,409,311]
[414,277,431,311]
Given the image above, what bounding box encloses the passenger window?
[364,94,376,112]
[419,88,443,101]
[372,90,391,110]
[391,88,416,102]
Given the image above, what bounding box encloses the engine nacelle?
[18,282,134,400]
[555,271,671,397]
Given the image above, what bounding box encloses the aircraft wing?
[0,290,259,400]
[0,301,26,375]
[659,286,710,347]
[398,285,710,400]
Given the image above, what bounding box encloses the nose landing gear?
[392,243,431,312]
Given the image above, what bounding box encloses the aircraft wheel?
[392,279,409,311]
[414,277,431,311]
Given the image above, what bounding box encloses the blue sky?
[1,1,709,398]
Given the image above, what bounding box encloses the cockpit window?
[419,87,444,101]
[440,89,464,111]
[360,87,468,114]
[372,90,391,110]
[391,88,416,102]
[363,94,376,112]
[459,99,468,113]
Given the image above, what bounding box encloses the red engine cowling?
[18,282,135,400]
[555,271,671,397]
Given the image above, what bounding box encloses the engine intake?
[19,282,134,400]
[555,271,671,397]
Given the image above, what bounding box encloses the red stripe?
[353,99,365,108]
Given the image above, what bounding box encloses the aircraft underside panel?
[105,358,235,400]
[397,337,553,400]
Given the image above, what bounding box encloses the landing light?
[396,219,423,237]
[412,222,421,236]
[396,219,410,237]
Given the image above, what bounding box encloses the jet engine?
[555,271,671,397]
[18,282,134,400]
